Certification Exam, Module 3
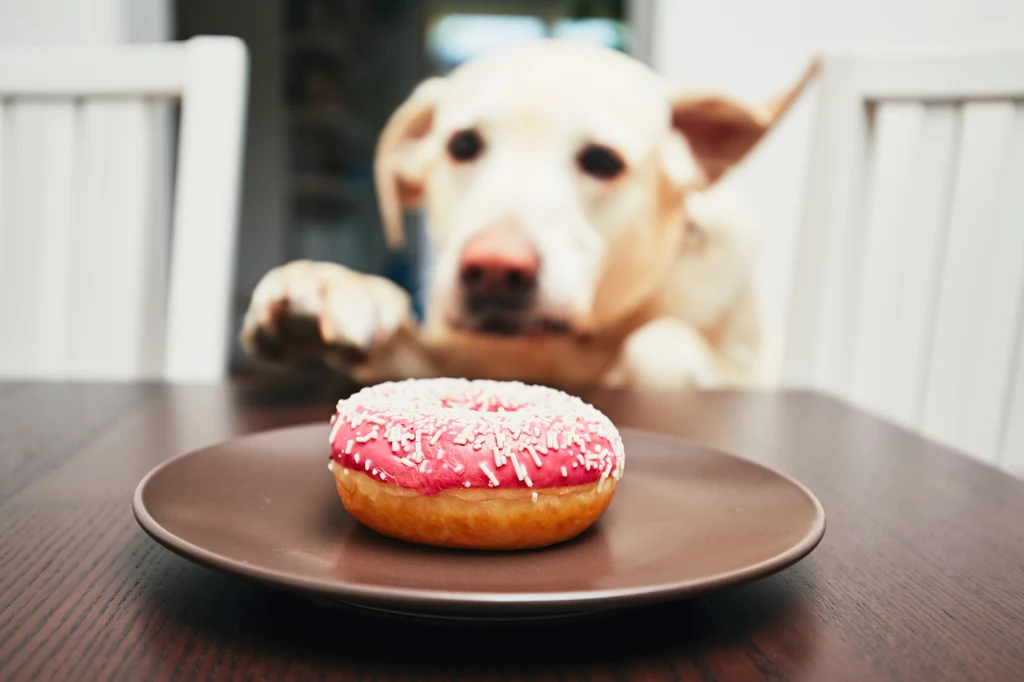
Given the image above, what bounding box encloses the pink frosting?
[329,378,625,495]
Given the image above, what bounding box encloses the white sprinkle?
[453,436,468,445]
[496,432,505,448]
[452,462,464,473]
[510,451,526,481]
[372,468,378,476]
[378,471,386,481]
[364,459,372,471]
[354,453,361,464]
[391,441,400,453]
[493,447,504,468]
[419,460,429,473]
[429,428,444,445]
[399,458,416,468]
[536,443,548,455]
[329,417,344,444]
[344,440,354,454]
[533,427,540,438]
[527,446,543,468]
[598,460,613,492]
[532,491,538,504]
[479,462,500,487]
[573,461,578,468]
[524,474,533,488]
[561,466,568,477]
[464,481,471,488]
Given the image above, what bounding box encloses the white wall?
[650,0,1024,383]
[0,0,170,45]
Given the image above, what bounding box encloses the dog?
[240,40,816,391]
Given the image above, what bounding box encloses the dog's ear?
[669,60,819,186]
[374,77,447,249]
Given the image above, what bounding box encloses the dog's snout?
[459,228,539,311]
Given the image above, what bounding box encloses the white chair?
[0,36,249,383]
[783,48,1024,474]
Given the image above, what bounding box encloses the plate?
[133,424,825,619]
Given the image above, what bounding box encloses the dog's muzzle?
[453,226,569,337]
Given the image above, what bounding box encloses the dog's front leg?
[239,260,436,383]
[603,318,723,390]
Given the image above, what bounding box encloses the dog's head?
[375,40,814,338]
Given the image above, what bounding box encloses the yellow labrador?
[241,40,816,391]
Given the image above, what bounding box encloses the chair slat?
[958,104,1024,461]
[995,106,1024,473]
[850,102,926,424]
[66,100,157,379]
[0,101,77,378]
[920,102,1018,461]
[864,103,960,427]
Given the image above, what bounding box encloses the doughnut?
[327,378,625,550]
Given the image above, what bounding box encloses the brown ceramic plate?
[133,424,825,619]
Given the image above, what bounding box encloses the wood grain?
[1,373,1023,681]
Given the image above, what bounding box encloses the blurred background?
[2,0,1024,472]
[8,0,1022,376]
[4,0,1022,371]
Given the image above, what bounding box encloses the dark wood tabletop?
[2,372,1023,682]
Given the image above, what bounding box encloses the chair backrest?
[783,49,1024,474]
[0,36,248,383]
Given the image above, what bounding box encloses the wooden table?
[1,374,1022,682]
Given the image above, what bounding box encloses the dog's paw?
[605,318,719,390]
[239,260,413,369]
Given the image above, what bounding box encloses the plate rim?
[133,423,826,614]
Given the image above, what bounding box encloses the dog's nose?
[458,228,539,310]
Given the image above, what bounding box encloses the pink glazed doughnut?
[328,378,625,550]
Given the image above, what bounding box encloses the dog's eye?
[447,129,484,162]
[577,145,625,179]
